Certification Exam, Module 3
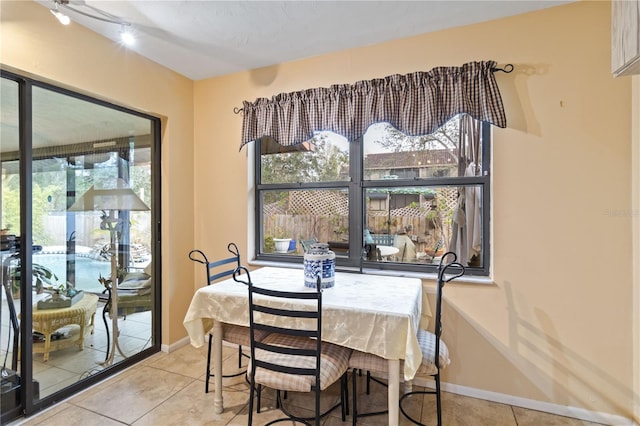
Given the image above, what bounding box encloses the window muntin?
[255,114,489,275]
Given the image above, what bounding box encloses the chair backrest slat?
[254,323,318,338]
[254,304,318,319]
[251,286,319,300]
[255,341,316,357]
[188,243,241,287]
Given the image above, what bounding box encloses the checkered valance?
[239,60,506,150]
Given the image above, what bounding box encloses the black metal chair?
[399,251,464,426]
[243,270,351,425]
[349,252,464,425]
[188,243,255,393]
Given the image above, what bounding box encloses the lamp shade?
[69,178,149,212]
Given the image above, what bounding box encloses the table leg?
[404,379,413,394]
[213,321,223,414]
[43,334,51,362]
[388,359,400,426]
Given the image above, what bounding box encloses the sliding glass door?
[1,71,161,422]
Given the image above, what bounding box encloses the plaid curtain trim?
[240,60,506,150]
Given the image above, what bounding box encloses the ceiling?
[35,0,573,81]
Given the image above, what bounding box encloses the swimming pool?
[32,253,111,294]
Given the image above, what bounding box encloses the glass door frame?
[0,69,162,422]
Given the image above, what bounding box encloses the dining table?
[183,266,426,425]
[377,244,400,259]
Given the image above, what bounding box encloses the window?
[255,114,490,275]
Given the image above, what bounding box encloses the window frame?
[253,121,491,276]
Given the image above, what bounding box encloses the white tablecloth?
[183,266,424,380]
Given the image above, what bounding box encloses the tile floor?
[7,343,606,426]
[1,292,153,399]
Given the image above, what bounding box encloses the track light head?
[120,25,135,46]
[50,2,70,25]
[49,0,135,48]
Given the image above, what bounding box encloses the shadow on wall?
[496,63,550,136]
[425,281,633,424]
[504,280,635,419]
[250,64,280,86]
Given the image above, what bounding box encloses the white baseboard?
[162,336,242,354]
[161,335,191,353]
[410,377,636,426]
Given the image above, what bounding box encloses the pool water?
[33,254,111,294]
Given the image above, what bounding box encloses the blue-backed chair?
[189,243,266,393]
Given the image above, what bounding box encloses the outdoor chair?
[300,238,318,252]
[245,272,351,425]
[100,264,152,361]
[370,233,395,246]
[188,243,267,393]
[394,233,416,262]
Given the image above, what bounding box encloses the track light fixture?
[50,0,135,46]
[50,2,70,25]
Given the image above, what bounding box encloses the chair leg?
[352,369,358,426]
[205,334,212,393]
[248,375,255,425]
[205,338,246,387]
[399,373,442,426]
[341,373,348,421]
[354,369,389,424]
[435,373,442,426]
[343,373,349,417]
[315,383,321,425]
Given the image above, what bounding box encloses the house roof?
[366,150,458,169]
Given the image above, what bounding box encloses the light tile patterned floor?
[8,343,606,426]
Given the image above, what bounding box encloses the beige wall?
[0,1,196,345]
[632,74,639,424]
[194,1,635,420]
[2,0,637,422]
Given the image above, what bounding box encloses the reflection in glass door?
[1,76,23,422]
[1,73,160,421]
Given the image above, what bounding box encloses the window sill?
[248,259,494,285]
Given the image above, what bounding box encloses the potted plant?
[9,262,60,299]
[272,226,291,253]
[264,236,275,253]
[273,237,292,253]
[424,239,445,259]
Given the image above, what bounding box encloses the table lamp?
[69,178,149,366]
